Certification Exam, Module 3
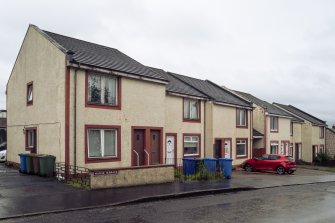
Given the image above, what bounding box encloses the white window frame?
[320,127,324,138]
[236,109,247,126]
[270,143,278,154]
[27,129,36,148]
[236,140,247,157]
[183,98,200,120]
[270,116,278,131]
[87,128,118,158]
[88,73,118,105]
[183,136,200,156]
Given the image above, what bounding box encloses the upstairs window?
[236,109,247,127]
[27,82,33,106]
[270,116,278,132]
[320,127,325,138]
[290,122,293,136]
[183,98,200,121]
[88,73,118,106]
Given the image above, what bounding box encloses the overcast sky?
[0,0,334,125]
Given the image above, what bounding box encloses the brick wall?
[326,128,335,156]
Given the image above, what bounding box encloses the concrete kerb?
[0,186,256,221]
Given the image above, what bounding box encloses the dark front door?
[214,139,222,158]
[295,144,300,162]
[150,130,161,165]
[133,130,145,166]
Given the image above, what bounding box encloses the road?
[4,181,335,223]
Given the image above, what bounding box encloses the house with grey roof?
[6,24,256,188]
[234,91,300,159]
[169,73,253,163]
[273,103,327,162]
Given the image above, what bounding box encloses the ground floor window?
[289,143,293,156]
[88,128,117,158]
[236,139,247,157]
[25,128,37,152]
[319,145,325,153]
[183,135,199,156]
[270,142,278,154]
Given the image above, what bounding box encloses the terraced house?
[6,24,255,182]
[273,103,327,163]
[234,92,300,159]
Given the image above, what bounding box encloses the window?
[27,82,33,105]
[270,116,278,132]
[289,143,293,156]
[320,145,325,153]
[290,122,293,136]
[183,99,200,121]
[183,135,199,156]
[25,128,37,151]
[87,128,117,158]
[88,73,118,106]
[236,109,247,127]
[270,142,278,154]
[236,139,247,157]
[320,127,324,138]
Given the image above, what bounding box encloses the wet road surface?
[4,181,335,223]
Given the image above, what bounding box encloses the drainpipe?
[203,101,206,158]
[74,64,80,168]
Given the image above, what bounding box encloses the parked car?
[241,154,296,175]
[0,142,7,162]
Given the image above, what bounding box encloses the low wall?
[90,165,175,189]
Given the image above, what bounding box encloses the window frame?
[270,141,279,154]
[183,133,201,157]
[26,82,33,106]
[290,122,293,136]
[85,72,122,110]
[235,138,248,159]
[236,109,248,128]
[319,145,325,153]
[270,116,279,133]
[25,127,37,152]
[320,127,325,139]
[85,125,121,163]
[183,98,201,123]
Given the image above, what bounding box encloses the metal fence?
[55,162,91,188]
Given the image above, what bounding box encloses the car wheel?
[276,166,285,175]
[245,164,253,172]
[287,170,295,175]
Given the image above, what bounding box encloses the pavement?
[1,163,335,220]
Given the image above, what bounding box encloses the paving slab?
[1,163,335,220]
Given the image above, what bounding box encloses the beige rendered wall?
[266,116,291,154]
[301,123,313,162]
[165,95,205,159]
[90,165,174,189]
[72,69,166,169]
[252,105,265,148]
[312,125,326,147]
[291,123,302,144]
[6,26,66,164]
[210,104,252,165]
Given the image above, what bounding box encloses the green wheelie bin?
[39,155,56,177]
[25,154,34,174]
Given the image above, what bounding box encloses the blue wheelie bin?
[204,158,217,174]
[18,153,28,173]
[182,158,196,175]
[219,158,233,179]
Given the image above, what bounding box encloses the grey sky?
[0,0,334,125]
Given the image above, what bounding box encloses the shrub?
[315,151,332,164]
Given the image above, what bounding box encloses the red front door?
[150,130,161,165]
[133,130,145,166]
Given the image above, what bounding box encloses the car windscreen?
[285,156,294,161]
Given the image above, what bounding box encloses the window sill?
[270,130,278,133]
[26,102,33,106]
[236,155,247,159]
[183,118,201,123]
[25,147,35,151]
[236,125,248,129]
[86,103,121,110]
[183,154,200,158]
[86,157,120,163]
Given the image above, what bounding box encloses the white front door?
[224,139,231,158]
[166,136,175,165]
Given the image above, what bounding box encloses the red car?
[242,154,296,175]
